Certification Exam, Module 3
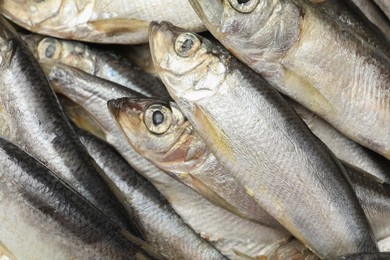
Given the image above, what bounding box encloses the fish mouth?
[188,0,224,30]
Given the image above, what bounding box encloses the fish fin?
[193,104,236,165]
[0,241,16,260]
[282,67,336,116]
[88,19,149,36]
[118,228,161,259]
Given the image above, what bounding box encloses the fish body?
[0,15,135,232]
[22,34,169,100]
[110,97,390,248]
[77,129,223,259]
[46,63,225,259]
[1,0,205,44]
[288,98,390,183]
[149,22,378,258]
[189,0,390,160]
[0,137,153,260]
[106,98,283,230]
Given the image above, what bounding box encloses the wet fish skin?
[106,97,284,230]
[189,0,390,160]
[22,34,170,100]
[78,128,298,260]
[0,0,205,44]
[110,97,390,247]
[343,163,390,242]
[287,98,390,183]
[0,15,137,234]
[0,137,154,260]
[149,22,378,258]
[46,62,225,259]
[310,0,390,53]
[77,128,224,260]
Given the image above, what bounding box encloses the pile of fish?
[0,0,390,259]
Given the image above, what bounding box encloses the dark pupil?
[237,0,250,4]
[45,44,56,58]
[152,111,164,126]
[181,39,193,52]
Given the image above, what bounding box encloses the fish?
[44,62,226,259]
[106,97,284,230]
[22,34,170,100]
[78,128,312,260]
[149,21,378,258]
[0,137,157,260]
[0,0,205,44]
[287,98,390,183]
[189,0,390,160]
[110,97,390,246]
[77,128,225,259]
[0,15,137,234]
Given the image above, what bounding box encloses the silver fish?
[0,137,156,260]
[189,0,390,160]
[0,0,205,44]
[78,128,305,260]
[149,22,378,258]
[110,97,390,247]
[0,15,136,233]
[77,128,225,259]
[44,62,226,260]
[106,98,284,230]
[22,34,170,100]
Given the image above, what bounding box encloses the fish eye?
[174,33,201,57]
[228,0,259,13]
[37,38,61,60]
[144,104,172,134]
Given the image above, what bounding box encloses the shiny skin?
[189,0,390,160]
[46,63,225,259]
[0,16,136,233]
[0,0,205,44]
[22,34,170,100]
[149,22,378,258]
[107,98,284,230]
[288,98,390,183]
[0,137,152,260]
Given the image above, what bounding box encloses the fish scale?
[0,16,139,236]
[149,21,378,258]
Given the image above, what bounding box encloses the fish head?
[108,97,209,174]
[1,0,63,29]
[188,0,277,54]
[149,21,230,105]
[35,37,95,74]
